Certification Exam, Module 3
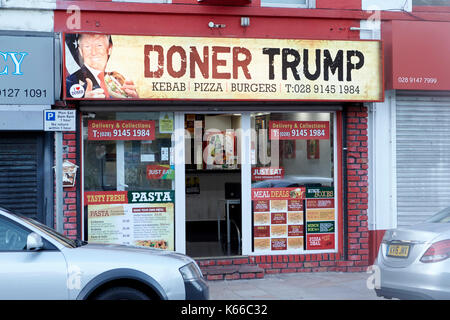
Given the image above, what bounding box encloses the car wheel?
[94,286,150,300]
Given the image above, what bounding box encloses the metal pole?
[55,131,64,234]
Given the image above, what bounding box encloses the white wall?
[0,1,55,32]
[368,92,398,232]
[359,6,399,232]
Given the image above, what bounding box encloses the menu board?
[252,187,305,252]
[305,187,336,250]
[85,190,175,250]
[252,186,336,253]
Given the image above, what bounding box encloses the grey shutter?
[396,91,450,227]
[0,132,44,221]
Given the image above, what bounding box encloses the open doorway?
[185,114,242,257]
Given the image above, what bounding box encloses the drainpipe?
[342,105,348,260]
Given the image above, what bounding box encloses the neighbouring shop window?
[251,112,336,253]
[413,0,450,6]
[261,0,309,8]
[83,112,175,250]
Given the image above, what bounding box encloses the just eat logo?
[0,51,28,75]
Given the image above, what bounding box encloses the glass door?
[184,113,243,257]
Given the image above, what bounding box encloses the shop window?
[118,0,171,3]
[261,0,311,9]
[413,0,450,6]
[83,112,176,251]
[251,112,336,253]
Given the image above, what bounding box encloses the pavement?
[208,272,386,300]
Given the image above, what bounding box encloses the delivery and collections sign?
[64,33,382,101]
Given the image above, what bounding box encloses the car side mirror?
[27,232,44,251]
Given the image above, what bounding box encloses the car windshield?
[425,207,450,223]
[12,213,80,248]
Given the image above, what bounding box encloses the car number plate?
[387,244,410,258]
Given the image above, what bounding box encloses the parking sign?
[44,110,76,131]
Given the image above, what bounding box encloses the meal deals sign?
[64,34,382,101]
[251,186,337,252]
[85,190,175,250]
[252,187,305,252]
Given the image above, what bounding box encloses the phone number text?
[397,77,438,84]
[0,88,48,98]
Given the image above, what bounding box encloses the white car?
[375,207,450,300]
[0,207,209,300]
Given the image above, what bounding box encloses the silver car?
[0,207,209,300]
[375,207,450,300]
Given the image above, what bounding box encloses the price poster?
[305,187,336,250]
[86,190,175,250]
[252,187,305,252]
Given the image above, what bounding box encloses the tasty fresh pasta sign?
[64,34,382,101]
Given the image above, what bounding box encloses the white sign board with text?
[44,110,76,131]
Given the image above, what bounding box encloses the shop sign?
[159,112,174,133]
[306,208,335,221]
[288,199,303,211]
[251,187,305,200]
[253,200,270,212]
[0,35,54,105]
[86,190,175,250]
[251,167,284,181]
[269,121,330,140]
[271,238,287,251]
[128,190,174,203]
[254,226,270,237]
[87,120,155,141]
[146,165,174,180]
[306,187,334,199]
[288,225,304,237]
[85,191,128,204]
[64,34,382,101]
[306,234,335,250]
[306,198,334,209]
[388,21,450,91]
[271,212,287,224]
[306,221,335,233]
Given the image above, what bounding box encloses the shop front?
[368,19,450,264]
[60,20,382,276]
[0,33,56,225]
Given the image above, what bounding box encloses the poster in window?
[307,140,320,159]
[252,187,305,253]
[86,190,175,250]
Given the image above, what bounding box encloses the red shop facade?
[54,0,382,280]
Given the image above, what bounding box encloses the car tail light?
[420,240,450,263]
